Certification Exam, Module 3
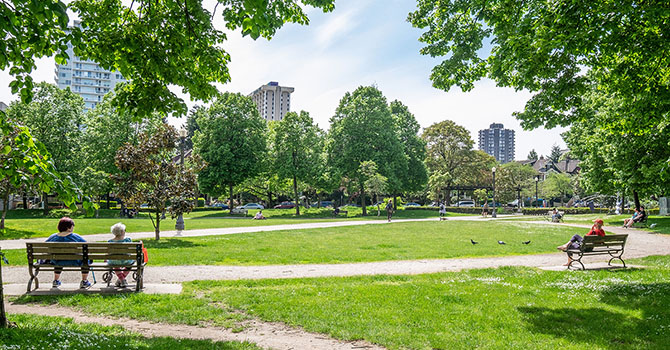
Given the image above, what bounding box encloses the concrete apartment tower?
[54,21,127,110]
[478,123,515,163]
[249,82,294,121]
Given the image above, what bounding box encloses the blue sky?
[0,0,565,159]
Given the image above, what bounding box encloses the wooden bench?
[26,242,146,292]
[565,234,628,270]
[231,208,248,216]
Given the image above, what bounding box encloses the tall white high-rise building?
[478,123,515,163]
[249,81,294,121]
[54,21,127,110]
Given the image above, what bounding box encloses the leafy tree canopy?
[527,149,538,161]
[390,100,428,194]
[2,0,335,118]
[409,0,669,132]
[548,145,562,164]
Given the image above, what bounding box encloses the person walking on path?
[557,218,606,266]
[385,200,394,222]
[439,202,447,221]
[482,202,489,218]
[46,217,91,289]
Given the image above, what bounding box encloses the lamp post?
[175,127,187,236]
[492,167,497,218]
[535,176,539,208]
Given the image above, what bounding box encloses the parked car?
[404,202,421,207]
[209,203,229,210]
[273,201,296,209]
[456,200,475,207]
[311,201,334,208]
[237,203,264,210]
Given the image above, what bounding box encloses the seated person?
[557,219,606,266]
[333,207,341,215]
[551,208,562,222]
[253,210,266,220]
[46,217,91,289]
[633,206,647,223]
[623,208,640,228]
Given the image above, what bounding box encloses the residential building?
[0,101,7,112]
[519,156,581,180]
[249,81,294,121]
[478,123,515,163]
[54,21,127,110]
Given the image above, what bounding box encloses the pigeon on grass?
[522,240,531,245]
[470,239,478,245]
[498,241,506,245]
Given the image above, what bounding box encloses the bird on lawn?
[498,240,506,245]
[470,239,478,245]
[522,240,531,245]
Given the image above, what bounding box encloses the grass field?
[0,208,464,240]
[13,255,670,350]
[0,314,259,350]
[0,221,585,266]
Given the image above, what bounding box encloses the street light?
[175,127,187,236]
[535,176,539,208]
[492,167,497,218]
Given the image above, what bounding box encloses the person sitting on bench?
[46,217,91,289]
[623,207,642,228]
[557,218,605,266]
[551,208,562,222]
[628,206,647,228]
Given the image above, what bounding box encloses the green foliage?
[422,120,496,204]
[5,83,86,185]
[1,0,335,118]
[390,100,428,194]
[527,149,538,161]
[194,92,267,208]
[548,145,562,164]
[327,86,408,214]
[496,162,538,203]
[273,111,323,215]
[544,172,574,202]
[409,0,669,134]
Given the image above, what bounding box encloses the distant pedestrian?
[439,202,446,221]
[588,201,595,213]
[385,200,394,222]
[482,202,489,218]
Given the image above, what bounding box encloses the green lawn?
[13,256,670,350]
[0,208,464,240]
[0,314,260,350]
[1,221,585,266]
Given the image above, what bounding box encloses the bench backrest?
[581,234,627,251]
[26,242,144,265]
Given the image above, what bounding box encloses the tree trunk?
[360,182,367,216]
[42,192,49,216]
[633,190,640,211]
[229,184,234,214]
[22,193,27,210]
[293,175,300,216]
[1,189,9,230]
[154,209,161,241]
[375,193,380,216]
[0,248,6,328]
[393,194,398,211]
[317,192,322,208]
[106,192,111,209]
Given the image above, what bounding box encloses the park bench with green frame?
[565,234,628,270]
[26,242,146,292]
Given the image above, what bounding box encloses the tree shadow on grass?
[519,282,670,349]
[0,227,43,240]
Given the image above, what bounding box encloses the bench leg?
[567,254,585,270]
[608,251,626,268]
[27,267,40,292]
[102,270,113,287]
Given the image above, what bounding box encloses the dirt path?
[5,303,385,350]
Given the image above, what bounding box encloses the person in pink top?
[557,219,606,266]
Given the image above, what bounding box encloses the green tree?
[0,116,92,230]
[496,162,537,204]
[527,149,538,161]
[422,120,482,205]
[548,145,562,164]
[193,93,267,212]
[390,100,428,207]
[544,172,573,206]
[114,124,199,240]
[327,86,407,216]
[273,111,323,215]
[78,167,111,218]
[5,83,85,214]
[360,161,388,216]
[2,0,335,118]
[408,1,669,133]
